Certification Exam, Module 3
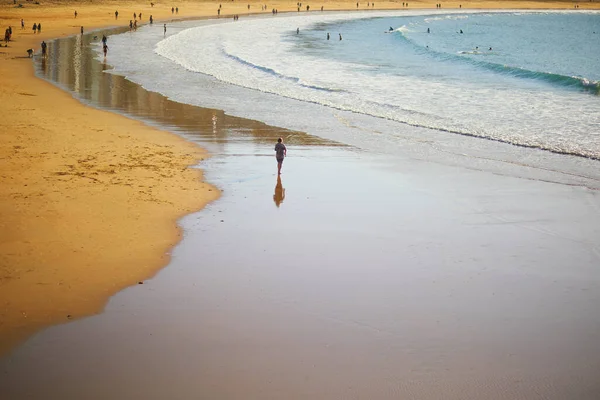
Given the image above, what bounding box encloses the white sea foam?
[102,10,600,159]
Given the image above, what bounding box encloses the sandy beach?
[1,0,599,398]
[0,0,228,355]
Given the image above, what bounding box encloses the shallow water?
[109,10,600,159]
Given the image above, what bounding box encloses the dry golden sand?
[0,0,598,357]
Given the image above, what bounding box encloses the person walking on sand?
[115,10,119,19]
[41,40,47,57]
[164,24,167,36]
[274,137,287,175]
[103,43,108,57]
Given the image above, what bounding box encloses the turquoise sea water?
[101,10,599,160]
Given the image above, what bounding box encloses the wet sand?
[2,135,600,399]
[2,12,600,398]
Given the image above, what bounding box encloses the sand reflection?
[273,175,285,207]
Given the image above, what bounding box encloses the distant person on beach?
[427,27,430,33]
[274,138,287,175]
[80,26,84,35]
[41,40,47,57]
[339,33,342,40]
[103,43,108,57]
[129,20,133,30]
[21,19,24,29]
[297,27,299,34]
[37,23,41,33]
[459,29,463,34]
[102,35,107,44]
[134,13,137,20]
[115,10,119,19]
[32,23,37,33]
[164,24,167,36]
[74,10,78,18]
[327,32,330,40]
[150,15,153,24]
[176,7,179,14]
[139,13,142,20]
[171,7,174,14]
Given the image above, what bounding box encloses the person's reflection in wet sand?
[273,175,285,207]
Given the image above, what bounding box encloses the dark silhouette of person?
[274,137,287,175]
[115,10,119,19]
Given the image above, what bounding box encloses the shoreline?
[0,2,225,356]
[1,0,598,357]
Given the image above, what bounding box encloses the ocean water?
[100,10,600,162]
